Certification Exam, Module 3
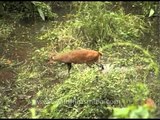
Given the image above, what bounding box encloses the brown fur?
[51,49,102,64]
[48,49,103,73]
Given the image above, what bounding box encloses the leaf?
[38,8,45,21]
[148,9,154,17]
[32,99,36,106]
[37,91,42,96]
[29,108,36,118]
[129,106,149,118]
[113,107,130,118]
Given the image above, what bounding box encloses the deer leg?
[67,63,72,74]
[99,63,104,70]
[96,63,104,70]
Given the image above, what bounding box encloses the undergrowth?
[1,1,159,119]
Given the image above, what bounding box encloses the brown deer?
[48,49,104,73]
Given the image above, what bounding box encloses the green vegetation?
[0,1,160,119]
[112,104,156,118]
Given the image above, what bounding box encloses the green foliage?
[29,92,42,119]
[37,2,148,50]
[8,41,157,118]
[0,1,159,119]
[148,9,155,17]
[138,2,158,17]
[39,68,149,118]
[0,2,29,13]
[32,1,58,21]
[0,1,57,21]
[0,19,15,39]
[67,2,147,48]
[29,100,38,118]
[101,42,159,77]
[111,104,155,118]
[120,2,158,17]
[37,22,84,50]
[36,22,59,41]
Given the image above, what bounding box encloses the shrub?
[39,68,149,118]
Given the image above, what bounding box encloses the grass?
[0,1,160,118]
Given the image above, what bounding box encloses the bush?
[38,2,147,50]
[69,2,147,48]
[38,68,149,118]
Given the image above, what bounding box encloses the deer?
[48,49,104,74]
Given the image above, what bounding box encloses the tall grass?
[38,2,147,49]
[69,2,147,48]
